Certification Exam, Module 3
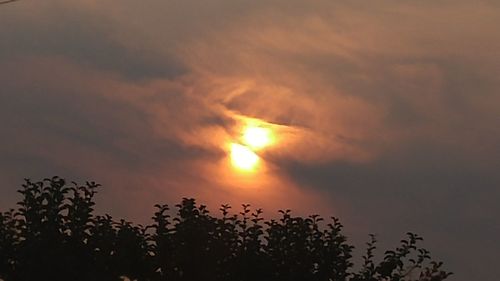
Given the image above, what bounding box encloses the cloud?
[1,1,499,280]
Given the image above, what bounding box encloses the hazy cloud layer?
[1,1,499,280]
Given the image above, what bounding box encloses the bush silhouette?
[0,177,451,281]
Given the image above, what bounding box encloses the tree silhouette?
[0,177,452,281]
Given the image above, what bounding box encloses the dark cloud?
[0,4,185,80]
[281,140,500,281]
[0,56,219,221]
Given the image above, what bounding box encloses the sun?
[230,143,259,171]
[227,122,276,172]
[242,126,273,149]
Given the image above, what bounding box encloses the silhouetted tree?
[0,177,452,281]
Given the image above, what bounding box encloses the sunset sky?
[1,1,499,280]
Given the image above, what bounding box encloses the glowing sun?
[242,127,273,149]
[230,143,259,171]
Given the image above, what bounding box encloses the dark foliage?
[0,177,452,281]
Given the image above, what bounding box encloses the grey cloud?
[280,140,500,281]
[0,6,185,80]
[0,56,221,221]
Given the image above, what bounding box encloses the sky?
[1,1,499,280]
